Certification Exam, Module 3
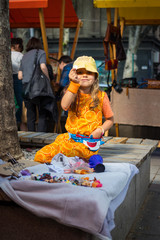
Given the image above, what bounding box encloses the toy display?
[30,173,102,188]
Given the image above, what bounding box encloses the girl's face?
[76,68,96,91]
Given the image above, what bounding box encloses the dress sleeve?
[102,92,114,119]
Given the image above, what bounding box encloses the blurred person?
[54,55,73,99]
[11,37,24,130]
[18,37,51,132]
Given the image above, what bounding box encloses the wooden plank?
[99,149,150,160]
[101,143,156,151]
[20,132,45,143]
[99,147,149,155]
[31,133,57,143]
[107,137,128,144]
[103,157,139,165]
[18,131,38,141]
[18,131,29,137]
[141,139,159,146]
[126,138,143,144]
[103,136,113,142]
[43,134,59,144]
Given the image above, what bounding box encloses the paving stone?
[150,166,160,174]
[150,174,156,182]
[126,188,160,239]
[151,159,160,166]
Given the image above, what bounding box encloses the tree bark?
[0,0,22,161]
[123,25,154,79]
[123,26,142,78]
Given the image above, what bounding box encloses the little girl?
[34,56,114,163]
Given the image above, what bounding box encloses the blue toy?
[89,154,105,173]
[69,133,105,151]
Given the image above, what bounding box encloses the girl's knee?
[34,144,57,163]
[34,149,49,163]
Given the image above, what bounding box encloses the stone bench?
[0,133,158,240]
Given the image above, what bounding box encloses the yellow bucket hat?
[73,56,99,78]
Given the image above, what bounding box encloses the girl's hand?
[90,128,103,139]
[69,68,79,84]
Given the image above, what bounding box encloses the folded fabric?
[0,162,139,239]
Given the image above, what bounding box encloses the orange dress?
[34,91,113,163]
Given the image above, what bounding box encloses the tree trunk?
[123,26,142,78]
[123,25,154,79]
[0,0,22,161]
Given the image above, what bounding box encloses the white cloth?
[11,50,23,74]
[0,162,139,240]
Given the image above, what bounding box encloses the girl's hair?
[71,73,100,115]
[26,37,43,52]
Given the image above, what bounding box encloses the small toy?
[20,169,31,176]
[92,177,103,188]
[69,133,105,151]
[30,173,102,188]
[89,155,105,173]
[74,169,93,174]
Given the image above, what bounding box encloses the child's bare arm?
[61,69,80,111]
[61,91,77,111]
[90,116,114,138]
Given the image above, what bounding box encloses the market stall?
[93,0,160,137]
[9,0,82,62]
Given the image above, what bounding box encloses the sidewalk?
[126,148,160,240]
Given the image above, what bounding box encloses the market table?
[0,133,158,240]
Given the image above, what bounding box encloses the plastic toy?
[89,155,105,173]
[69,133,105,151]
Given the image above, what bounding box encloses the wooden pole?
[39,8,49,63]
[56,0,65,84]
[114,8,120,137]
[70,19,82,60]
[54,0,65,133]
[120,17,125,36]
[115,123,119,137]
[58,0,65,60]
[106,8,111,23]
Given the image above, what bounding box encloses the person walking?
[11,37,24,130]
[18,37,50,132]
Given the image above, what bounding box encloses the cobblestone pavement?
[126,148,160,240]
